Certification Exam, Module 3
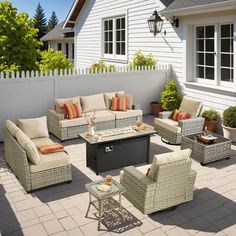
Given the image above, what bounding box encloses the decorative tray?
[197,134,217,144]
[96,184,111,192]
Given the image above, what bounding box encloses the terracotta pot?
[222,125,236,142]
[151,102,162,117]
[203,120,217,132]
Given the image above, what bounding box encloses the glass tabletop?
[85,179,125,199]
[185,131,231,145]
[79,124,156,144]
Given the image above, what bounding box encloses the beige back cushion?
[5,120,20,137]
[148,149,192,180]
[104,91,125,109]
[179,96,202,118]
[17,116,49,139]
[16,130,40,164]
[81,93,107,112]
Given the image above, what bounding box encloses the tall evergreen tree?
[33,3,47,40]
[47,11,58,32]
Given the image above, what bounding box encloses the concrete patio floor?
[0,115,235,236]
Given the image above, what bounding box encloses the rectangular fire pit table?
[85,179,125,231]
[181,131,231,166]
[79,125,156,174]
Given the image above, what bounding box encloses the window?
[66,43,69,58]
[57,43,62,51]
[103,16,126,59]
[195,23,234,85]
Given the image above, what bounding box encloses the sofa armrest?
[159,111,173,119]
[123,166,155,190]
[48,109,65,126]
[178,117,205,135]
[186,169,197,201]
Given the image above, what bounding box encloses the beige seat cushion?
[59,117,87,128]
[110,109,143,119]
[17,116,49,139]
[59,110,115,128]
[148,149,192,180]
[5,120,20,137]
[29,151,69,173]
[104,91,125,109]
[179,96,202,118]
[155,118,181,133]
[31,137,54,146]
[120,164,151,183]
[16,130,40,164]
[81,93,107,112]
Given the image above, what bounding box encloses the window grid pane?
[116,17,125,55]
[220,24,234,82]
[196,25,215,81]
[104,19,113,55]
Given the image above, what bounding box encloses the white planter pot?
[222,125,236,142]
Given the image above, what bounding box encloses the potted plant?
[222,106,236,142]
[160,80,181,111]
[150,101,162,117]
[202,109,219,132]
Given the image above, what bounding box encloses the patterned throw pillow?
[178,112,190,120]
[111,97,127,111]
[172,110,180,121]
[117,94,133,109]
[64,103,82,119]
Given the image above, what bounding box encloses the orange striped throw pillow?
[64,103,82,119]
[111,97,127,111]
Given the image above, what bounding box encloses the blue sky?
[9,0,74,23]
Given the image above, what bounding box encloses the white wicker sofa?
[48,92,143,141]
[4,118,72,193]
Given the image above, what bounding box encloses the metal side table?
[85,179,125,231]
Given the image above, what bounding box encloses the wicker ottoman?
[181,132,231,165]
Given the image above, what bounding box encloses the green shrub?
[129,50,157,69]
[202,109,219,121]
[223,106,236,128]
[89,60,115,73]
[160,80,181,111]
[38,48,73,72]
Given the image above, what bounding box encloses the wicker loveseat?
[154,96,204,144]
[48,91,143,141]
[4,118,72,192]
[120,149,197,214]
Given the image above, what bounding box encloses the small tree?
[129,50,157,69]
[0,1,42,72]
[47,11,58,32]
[33,3,47,40]
[160,80,182,111]
[38,48,73,72]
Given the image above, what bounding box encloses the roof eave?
[160,1,236,17]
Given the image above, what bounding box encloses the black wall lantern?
[147,10,163,37]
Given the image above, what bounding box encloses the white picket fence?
[0,64,170,79]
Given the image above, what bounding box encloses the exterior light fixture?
[147,10,163,37]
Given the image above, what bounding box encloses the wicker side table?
[85,179,125,231]
[181,132,231,165]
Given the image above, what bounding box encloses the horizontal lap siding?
[75,0,183,78]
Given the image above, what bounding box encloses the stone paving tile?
[43,219,64,235]
[0,115,236,236]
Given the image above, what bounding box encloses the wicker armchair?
[120,149,197,214]
[154,96,204,144]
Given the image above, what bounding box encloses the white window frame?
[101,13,128,62]
[183,14,236,91]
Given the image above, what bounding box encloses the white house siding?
[74,0,235,113]
[48,39,74,63]
[74,0,183,80]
